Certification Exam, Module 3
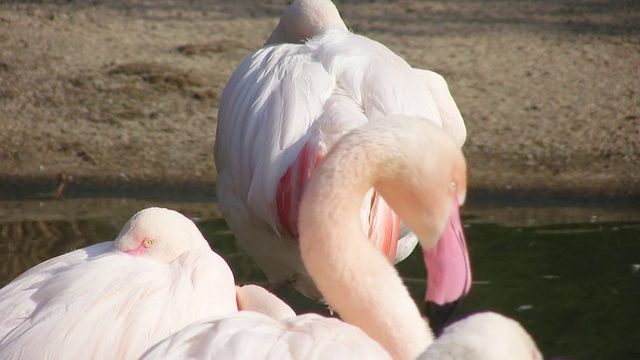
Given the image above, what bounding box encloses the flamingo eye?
[143,238,153,248]
[451,182,457,189]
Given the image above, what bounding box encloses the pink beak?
[422,197,471,334]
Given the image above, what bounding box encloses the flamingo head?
[421,312,543,359]
[114,207,211,263]
[265,0,348,45]
[373,117,471,334]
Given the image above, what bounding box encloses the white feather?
[215,4,466,298]
[0,208,238,359]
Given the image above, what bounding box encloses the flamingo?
[140,311,540,360]
[141,311,390,359]
[214,0,468,324]
[142,117,540,359]
[0,207,294,359]
[419,312,541,360]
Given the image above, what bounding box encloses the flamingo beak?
[424,299,460,337]
[422,197,471,335]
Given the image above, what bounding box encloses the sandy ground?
[0,0,639,202]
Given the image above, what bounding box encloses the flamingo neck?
[298,126,434,359]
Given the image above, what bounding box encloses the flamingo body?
[0,208,238,359]
[141,311,390,360]
[140,311,541,360]
[215,24,464,298]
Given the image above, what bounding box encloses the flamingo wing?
[413,68,467,148]
[236,284,296,320]
[0,241,113,340]
[140,311,391,360]
[0,248,237,359]
[215,43,335,234]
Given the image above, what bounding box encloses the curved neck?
[298,122,435,359]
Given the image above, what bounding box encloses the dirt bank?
[1,0,639,201]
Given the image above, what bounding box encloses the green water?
[1,199,639,359]
[396,219,640,360]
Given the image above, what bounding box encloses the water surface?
[1,198,638,359]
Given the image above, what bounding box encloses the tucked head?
[420,312,543,360]
[265,0,348,45]
[114,207,211,263]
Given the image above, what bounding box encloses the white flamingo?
[419,312,542,360]
[140,311,541,360]
[214,0,468,321]
[143,118,540,360]
[0,207,293,359]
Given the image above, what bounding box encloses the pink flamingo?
[214,0,468,325]
[0,207,293,359]
[142,118,540,359]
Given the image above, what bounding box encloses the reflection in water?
[1,199,639,359]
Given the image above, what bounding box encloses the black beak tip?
[424,300,461,337]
